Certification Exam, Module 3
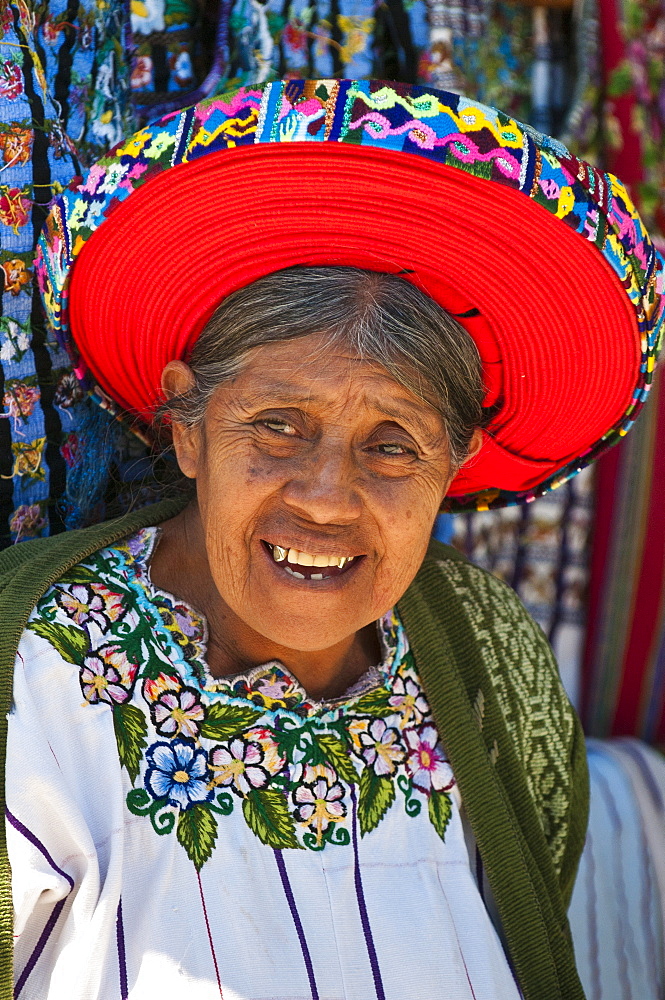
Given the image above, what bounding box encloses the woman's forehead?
[216,334,432,405]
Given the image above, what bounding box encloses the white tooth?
[287,549,299,564]
[311,573,323,580]
[273,545,287,562]
[313,554,329,567]
[292,570,305,579]
[297,552,314,566]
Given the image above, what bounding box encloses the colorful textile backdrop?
[582,0,665,742]
[0,0,136,547]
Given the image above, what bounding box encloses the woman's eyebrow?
[236,388,440,438]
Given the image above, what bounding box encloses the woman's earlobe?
[171,420,200,479]
[161,360,200,478]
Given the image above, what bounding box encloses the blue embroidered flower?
[144,738,212,810]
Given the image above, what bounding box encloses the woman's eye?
[258,419,298,436]
[376,442,414,456]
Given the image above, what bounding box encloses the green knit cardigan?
[0,499,589,1000]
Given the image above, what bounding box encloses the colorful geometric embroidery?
[27,529,455,870]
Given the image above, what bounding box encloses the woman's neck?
[149,506,381,700]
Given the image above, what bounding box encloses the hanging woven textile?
[582,0,665,741]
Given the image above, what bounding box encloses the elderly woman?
[0,79,662,1000]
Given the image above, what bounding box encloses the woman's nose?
[280,442,363,524]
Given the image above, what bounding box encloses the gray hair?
[161,266,488,470]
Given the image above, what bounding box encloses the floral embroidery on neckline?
[121,526,410,716]
[28,527,456,869]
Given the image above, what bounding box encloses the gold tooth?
[273,545,287,562]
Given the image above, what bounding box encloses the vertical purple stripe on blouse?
[6,809,74,889]
[273,850,319,1000]
[6,809,74,999]
[350,787,385,1000]
[116,899,128,1000]
[14,898,66,999]
[475,846,484,902]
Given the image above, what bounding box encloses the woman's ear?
[161,360,201,480]
[463,427,484,465]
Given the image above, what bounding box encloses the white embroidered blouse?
[7,528,521,1000]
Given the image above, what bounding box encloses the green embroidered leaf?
[29,618,88,664]
[112,703,148,784]
[242,788,301,849]
[200,702,263,741]
[274,724,308,760]
[353,687,394,718]
[140,645,172,680]
[401,649,416,671]
[428,790,452,841]
[358,770,394,835]
[315,734,358,784]
[60,565,98,584]
[177,803,218,870]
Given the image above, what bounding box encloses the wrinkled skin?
[151,332,482,699]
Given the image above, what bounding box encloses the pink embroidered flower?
[130,56,153,90]
[41,17,61,44]
[0,60,23,100]
[245,726,285,776]
[209,736,272,795]
[284,20,308,51]
[405,725,454,794]
[9,503,45,540]
[151,686,205,739]
[293,764,346,843]
[2,381,40,428]
[60,432,80,467]
[142,671,182,703]
[357,718,405,775]
[388,674,429,727]
[0,187,31,235]
[80,646,138,704]
[57,583,125,628]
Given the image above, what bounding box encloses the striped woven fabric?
[582,0,665,742]
[582,367,665,740]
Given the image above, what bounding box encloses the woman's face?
[166,333,478,652]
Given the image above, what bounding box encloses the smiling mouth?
[262,541,361,581]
